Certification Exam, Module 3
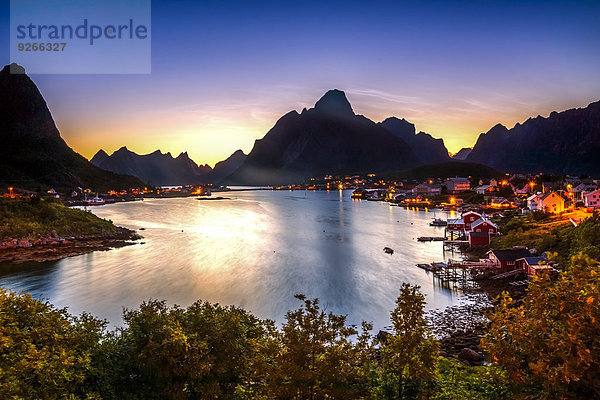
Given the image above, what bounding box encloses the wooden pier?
[417,259,501,290]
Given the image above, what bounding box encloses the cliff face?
[226,90,422,185]
[0,63,144,190]
[467,101,600,174]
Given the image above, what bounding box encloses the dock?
[416,258,502,290]
[417,236,445,242]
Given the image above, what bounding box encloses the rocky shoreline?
[428,275,530,365]
[0,227,141,263]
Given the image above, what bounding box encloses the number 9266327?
[17,42,67,51]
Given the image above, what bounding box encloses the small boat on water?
[416,262,446,272]
[383,247,394,255]
[429,218,447,227]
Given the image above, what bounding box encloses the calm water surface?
[0,190,464,329]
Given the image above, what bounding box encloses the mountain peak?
[0,64,144,190]
[1,63,26,75]
[313,89,354,117]
[115,146,130,153]
[90,149,110,165]
[489,123,508,133]
[380,117,416,138]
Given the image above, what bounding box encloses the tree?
[482,254,600,398]
[273,294,372,399]
[381,283,439,399]
[0,289,104,400]
[101,299,276,400]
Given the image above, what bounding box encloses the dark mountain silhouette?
[378,117,450,164]
[452,147,472,160]
[226,90,422,185]
[91,147,212,186]
[205,149,246,184]
[0,63,144,191]
[382,161,499,180]
[466,101,600,175]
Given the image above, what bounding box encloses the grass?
[0,197,116,240]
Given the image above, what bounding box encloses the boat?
[416,262,446,272]
[82,196,105,206]
[429,218,447,227]
[383,247,394,255]
[351,189,367,199]
[417,263,433,271]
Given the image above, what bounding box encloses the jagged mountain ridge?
[91,147,247,186]
[466,101,600,175]
[91,147,211,186]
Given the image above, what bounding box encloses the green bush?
[0,286,519,400]
[0,198,116,240]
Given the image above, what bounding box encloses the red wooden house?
[462,211,482,230]
[516,256,556,277]
[468,231,492,246]
[470,219,498,235]
[487,248,532,271]
[467,219,498,246]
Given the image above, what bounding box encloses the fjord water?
[0,190,464,329]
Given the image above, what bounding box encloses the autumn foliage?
[482,254,600,399]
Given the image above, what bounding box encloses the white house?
[584,189,600,208]
[527,193,544,210]
[475,185,495,195]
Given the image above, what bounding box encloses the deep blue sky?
[1,0,599,165]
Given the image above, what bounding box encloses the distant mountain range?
[91,147,211,186]
[0,63,144,191]
[3,62,599,189]
[93,90,452,186]
[91,147,246,186]
[466,101,600,175]
[89,91,600,184]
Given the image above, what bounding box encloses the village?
[335,172,600,289]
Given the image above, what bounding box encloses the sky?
[1,0,600,166]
